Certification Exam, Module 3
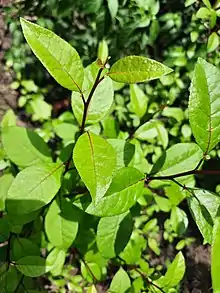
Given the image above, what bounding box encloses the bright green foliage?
[45,198,80,250]
[86,167,145,216]
[151,143,203,176]
[1,14,220,292]
[73,132,116,202]
[108,56,172,83]
[2,126,51,167]
[72,62,114,125]
[157,252,185,289]
[130,84,148,118]
[207,32,220,53]
[212,216,220,293]
[109,267,131,293]
[134,119,168,149]
[7,162,63,214]
[97,211,133,258]
[46,248,66,276]
[20,18,84,92]
[189,58,220,154]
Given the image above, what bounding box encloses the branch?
[80,67,104,134]
[147,169,220,182]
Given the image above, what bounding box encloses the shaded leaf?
[97,211,133,258]
[45,198,80,250]
[16,256,51,277]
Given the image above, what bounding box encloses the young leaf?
[6,162,63,214]
[72,62,114,125]
[151,143,203,176]
[16,256,51,277]
[189,58,220,154]
[98,40,109,64]
[157,252,185,289]
[130,84,148,118]
[45,198,80,250]
[109,267,131,293]
[46,248,66,276]
[207,32,220,53]
[86,167,145,217]
[20,18,84,92]
[1,109,16,128]
[97,211,133,258]
[212,216,220,293]
[108,56,172,84]
[2,126,51,167]
[73,132,116,202]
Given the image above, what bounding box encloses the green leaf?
[72,62,114,125]
[16,256,51,277]
[130,84,148,118]
[45,198,80,250]
[196,7,210,18]
[97,211,133,258]
[86,167,144,216]
[107,139,135,172]
[73,132,116,202]
[6,162,63,214]
[109,267,131,293]
[189,59,220,154]
[185,0,196,7]
[187,190,217,244]
[46,247,66,276]
[157,252,185,289]
[0,266,20,293]
[202,0,211,8]
[0,174,14,211]
[87,285,98,293]
[134,119,168,149]
[1,109,16,128]
[207,32,220,53]
[11,237,40,261]
[81,262,102,282]
[98,40,109,64]
[151,143,203,176]
[20,18,84,92]
[212,216,220,293]
[170,207,188,235]
[108,56,172,84]
[107,0,119,19]
[2,126,51,167]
